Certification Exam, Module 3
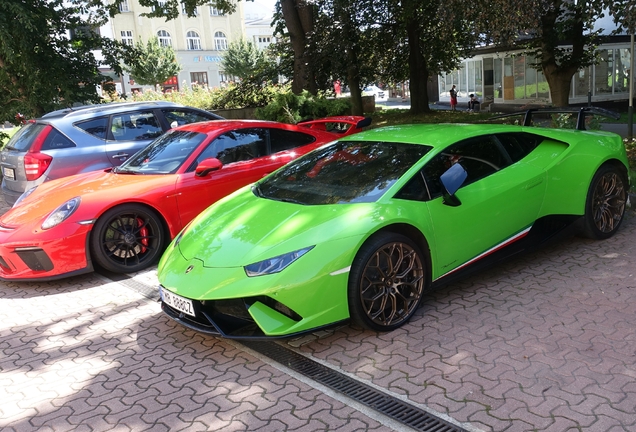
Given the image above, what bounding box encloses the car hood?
[175,188,376,267]
[0,170,174,227]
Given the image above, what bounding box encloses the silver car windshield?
[117,130,207,174]
[257,140,431,205]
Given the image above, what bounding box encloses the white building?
[109,0,246,94]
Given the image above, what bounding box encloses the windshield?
[118,130,207,174]
[257,140,431,205]
[3,123,46,151]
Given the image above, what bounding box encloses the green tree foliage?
[380,0,475,114]
[463,0,634,107]
[221,39,278,82]
[124,37,182,88]
[306,0,475,114]
[0,0,132,122]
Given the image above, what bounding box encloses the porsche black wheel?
[91,204,166,273]
[582,165,627,240]
[348,232,426,332]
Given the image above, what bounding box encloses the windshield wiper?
[271,196,305,205]
[114,166,138,174]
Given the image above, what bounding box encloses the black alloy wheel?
[90,204,165,273]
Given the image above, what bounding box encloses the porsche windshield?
[117,130,207,174]
[257,140,431,204]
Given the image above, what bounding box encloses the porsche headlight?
[42,197,81,230]
[14,186,37,207]
[244,246,314,277]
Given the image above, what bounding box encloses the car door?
[105,110,163,166]
[173,128,272,226]
[423,134,547,275]
[174,127,323,226]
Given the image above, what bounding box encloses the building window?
[182,4,198,16]
[121,30,133,46]
[190,72,209,86]
[210,6,225,16]
[118,0,130,12]
[214,32,228,51]
[219,71,237,83]
[157,30,172,47]
[186,31,202,50]
[152,0,167,12]
[256,36,272,50]
[615,48,631,94]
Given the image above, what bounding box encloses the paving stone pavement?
[1,200,636,431]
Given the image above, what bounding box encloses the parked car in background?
[0,101,223,205]
[362,85,387,102]
[0,116,371,281]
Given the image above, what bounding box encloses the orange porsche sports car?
[0,116,371,281]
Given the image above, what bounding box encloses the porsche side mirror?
[440,163,467,207]
[195,158,223,177]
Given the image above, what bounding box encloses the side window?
[110,111,162,141]
[495,132,542,163]
[41,128,75,150]
[162,109,218,128]
[75,117,109,140]
[423,136,509,198]
[394,171,429,202]
[202,128,268,165]
[269,128,316,153]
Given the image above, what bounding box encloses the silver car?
[0,101,222,204]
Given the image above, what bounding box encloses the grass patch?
[0,127,18,150]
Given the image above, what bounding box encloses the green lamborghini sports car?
[158,110,630,339]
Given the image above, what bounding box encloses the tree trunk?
[347,60,363,115]
[542,63,576,107]
[538,2,583,107]
[280,0,317,95]
[406,16,431,114]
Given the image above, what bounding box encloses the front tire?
[348,232,427,332]
[90,204,166,273]
[582,165,627,240]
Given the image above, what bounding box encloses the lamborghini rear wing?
[489,107,621,131]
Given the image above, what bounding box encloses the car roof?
[40,101,192,120]
[176,119,291,134]
[341,123,609,149]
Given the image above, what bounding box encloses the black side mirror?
[440,163,467,207]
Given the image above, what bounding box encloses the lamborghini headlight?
[42,197,81,230]
[244,246,314,277]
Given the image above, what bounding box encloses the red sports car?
[0,116,371,281]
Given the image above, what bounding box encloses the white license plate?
[2,167,15,180]
[160,287,195,317]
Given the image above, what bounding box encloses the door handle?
[112,153,129,159]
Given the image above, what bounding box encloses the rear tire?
[348,232,427,332]
[90,204,166,273]
[582,165,627,240]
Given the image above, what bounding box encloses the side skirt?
[430,215,581,290]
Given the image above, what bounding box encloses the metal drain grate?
[242,340,469,432]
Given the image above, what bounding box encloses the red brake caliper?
[137,218,149,253]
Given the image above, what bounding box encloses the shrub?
[256,91,352,123]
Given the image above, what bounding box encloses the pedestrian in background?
[468,93,480,112]
[450,85,458,111]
